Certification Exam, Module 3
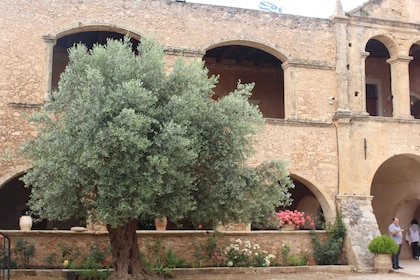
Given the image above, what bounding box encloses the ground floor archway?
[371,154,420,259]
[0,174,82,230]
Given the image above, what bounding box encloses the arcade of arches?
[1,25,420,251]
[49,31,420,121]
[0,173,325,231]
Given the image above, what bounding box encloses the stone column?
[387,56,413,119]
[357,51,370,116]
[42,35,56,102]
[337,194,380,272]
[333,16,352,116]
[282,61,297,120]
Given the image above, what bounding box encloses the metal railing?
[0,232,10,280]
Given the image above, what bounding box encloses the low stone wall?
[3,230,329,268]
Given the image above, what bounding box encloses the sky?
[187,0,368,19]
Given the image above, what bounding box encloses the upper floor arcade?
[43,25,420,123]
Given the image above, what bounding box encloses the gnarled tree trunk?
[107,220,161,280]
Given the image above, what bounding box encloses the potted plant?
[154,216,168,231]
[276,210,306,230]
[368,235,399,273]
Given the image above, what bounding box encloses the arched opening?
[371,154,420,259]
[52,31,140,91]
[203,45,284,119]
[411,93,420,119]
[409,43,420,119]
[283,177,326,229]
[0,174,81,230]
[365,39,392,117]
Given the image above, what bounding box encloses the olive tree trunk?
[107,220,161,280]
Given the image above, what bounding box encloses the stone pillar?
[282,61,297,120]
[357,51,370,116]
[42,35,56,102]
[386,56,413,119]
[333,16,352,115]
[337,195,380,272]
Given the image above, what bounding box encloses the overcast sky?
[187,0,368,18]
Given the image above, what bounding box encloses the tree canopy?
[21,36,293,279]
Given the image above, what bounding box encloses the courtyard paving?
[9,258,420,280]
[176,259,420,280]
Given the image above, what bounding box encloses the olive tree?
[21,37,293,280]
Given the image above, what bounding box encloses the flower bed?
[3,229,334,271]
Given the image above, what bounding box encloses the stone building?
[0,0,419,271]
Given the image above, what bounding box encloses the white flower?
[242,248,252,256]
[227,261,233,267]
[253,244,260,250]
[235,239,242,245]
[244,240,251,249]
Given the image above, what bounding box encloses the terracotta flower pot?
[374,253,392,273]
[154,217,168,231]
[216,222,251,231]
[282,224,297,231]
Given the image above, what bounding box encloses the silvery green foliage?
[22,37,293,229]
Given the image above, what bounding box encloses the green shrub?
[192,231,224,267]
[165,248,185,268]
[280,243,291,266]
[144,238,185,277]
[43,253,58,268]
[13,238,35,268]
[368,235,399,254]
[311,211,346,265]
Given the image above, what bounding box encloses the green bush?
[311,211,346,265]
[13,238,35,268]
[368,235,399,254]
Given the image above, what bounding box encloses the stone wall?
[4,230,329,268]
[338,196,380,272]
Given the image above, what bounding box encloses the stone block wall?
[4,230,328,268]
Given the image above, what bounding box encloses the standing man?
[389,217,404,270]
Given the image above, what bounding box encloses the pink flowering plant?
[276,210,315,228]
